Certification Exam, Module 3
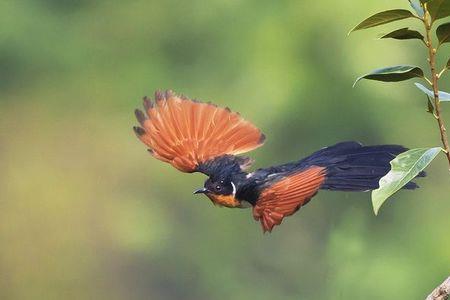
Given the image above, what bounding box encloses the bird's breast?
[206,194,242,208]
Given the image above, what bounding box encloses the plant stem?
[425,276,450,300]
[423,12,450,168]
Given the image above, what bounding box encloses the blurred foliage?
[0,0,449,299]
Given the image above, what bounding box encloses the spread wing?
[133,90,265,173]
[253,166,326,233]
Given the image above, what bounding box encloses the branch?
[426,276,450,300]
[423,8,450,168]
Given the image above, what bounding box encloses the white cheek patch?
[231,181,237,196]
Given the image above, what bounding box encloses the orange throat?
[206,194,242,208]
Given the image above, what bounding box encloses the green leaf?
[437,22,450,45]
[447,58,450,69]
[410,0,425,17]
[349,10,415,34]
[414,83,450,101]
[425,0,450,21]
[380,27,424,41]
[427,96,435,113]
[354,65,424,87]
[372,147,442,215]
[439,92,450,101]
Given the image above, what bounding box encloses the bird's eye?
[216,185,221,191]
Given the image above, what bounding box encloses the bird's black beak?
[193,188,208,195]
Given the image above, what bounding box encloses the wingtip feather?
[143,96,154,112]
[259,133,266,144]
[155,90,165,102]
[135,109,147,125]
[133,126,146,137]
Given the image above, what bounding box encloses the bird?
[133,90,424,233]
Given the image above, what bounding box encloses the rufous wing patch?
[253,166,326,233]
[134,91,265,173]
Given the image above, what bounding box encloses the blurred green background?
[1,0,449,299]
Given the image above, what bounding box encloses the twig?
[426,276,450,300]
[423,7,450,168]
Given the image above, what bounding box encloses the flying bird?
[133,90,423,233]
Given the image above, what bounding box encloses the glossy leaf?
[437,22,450,45]
[349,10,415,34]
[410,0,425,17]
[380,27,424,41]
[372,147,442,215]
[354,65,424,86]
[439,92,450,101]
[414,83,450,101]
[424,0,450,21]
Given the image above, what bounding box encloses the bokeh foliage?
[0,0,449,299]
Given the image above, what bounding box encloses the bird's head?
[193,176,242,208]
